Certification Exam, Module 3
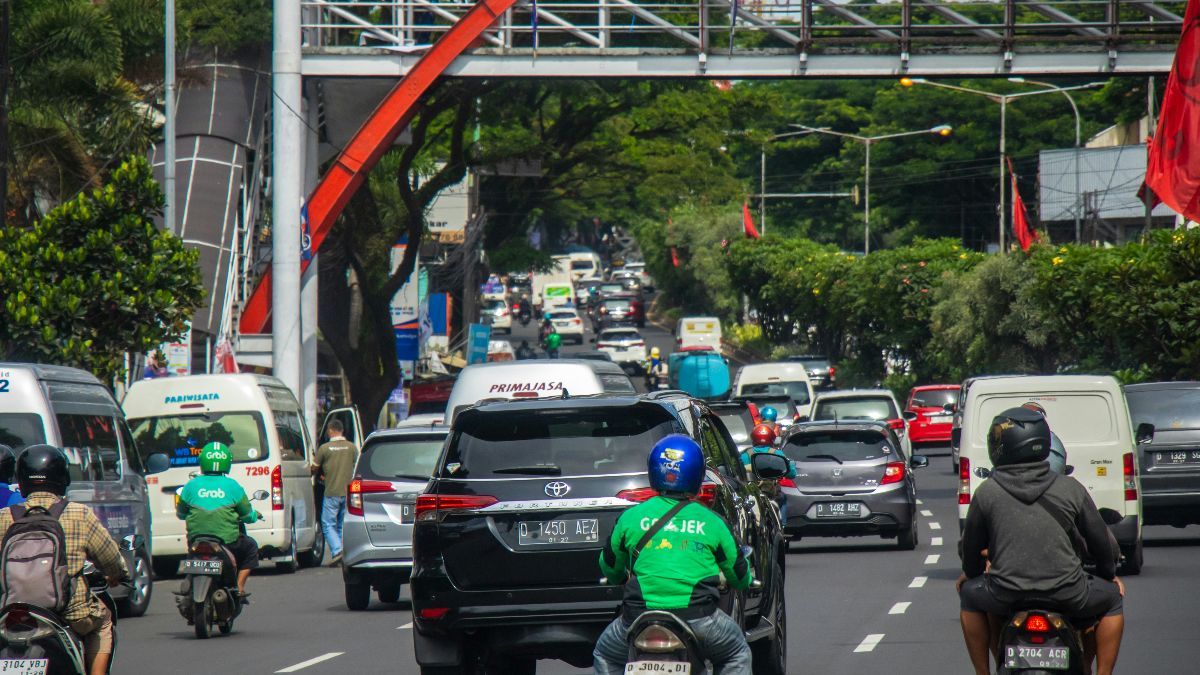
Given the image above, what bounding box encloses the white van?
[541,283,575,311]
[955,375,1143,573]
[445,360,631,423]
[123,374,324,572]
[566,252,602,281]
[732,363,816,418]
[676,317,723,351]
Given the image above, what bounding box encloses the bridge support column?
[272,0,304,399]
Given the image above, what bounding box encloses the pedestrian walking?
[143,351,169,379]
[311,419,359,566]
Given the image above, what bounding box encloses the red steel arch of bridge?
[238,0,519,334]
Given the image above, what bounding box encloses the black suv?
[411,393,787,674]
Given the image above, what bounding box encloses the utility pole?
[164,0,177,234]
[0,0,10,230]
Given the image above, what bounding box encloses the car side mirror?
[943,403,956,414]
[903,411,918,422]
[1136,422,1155,445]
[910,455,929,469]
[751,452,789,481]
[950,428,961,448]
[145,453,170,475]
[251,490,270,501]
[974,467,991,479]
[795,415,808,423]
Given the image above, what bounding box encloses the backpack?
[0,501,72,614]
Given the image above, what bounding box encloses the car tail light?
[696,483,716,507]
[634,624,685,652]
[779,477,796,488]
[881,461,906,485]
[498,307,509,316]
[347,477,396,517]
[418,607,450,620]
[271,465,283,511]
[887,418,905,431]
[512,391,540,398]
[572,318,581,325]
[959,458,971,505]
[828,366,836,382]
[1023,614,1051,633]
[618,484,716,506]
[632,341,645,347]
[414,494,498,522]
[1124,452,1137,501]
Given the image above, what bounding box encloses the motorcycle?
[995,606,1084,675]
[515,300,532,326]
[0,535,137,675]
[174,490,268,639]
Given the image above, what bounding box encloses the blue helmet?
[760,406,778,423]
[648,434,705,496]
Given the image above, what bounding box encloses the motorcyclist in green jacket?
[593,434,753,674]
[176,442,260,601]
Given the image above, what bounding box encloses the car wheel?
[377,584,401,604]
[1120,537,1144,576]
[896,512,918,551]
[345,581,371,611]
[276,522,299,574]
[116,549,153,617]
[298,526,325,568]
[751,561,786,675]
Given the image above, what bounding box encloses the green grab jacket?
[176,474,259,544]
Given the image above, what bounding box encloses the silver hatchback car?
[342,424,448,610]
[778,421,928,550]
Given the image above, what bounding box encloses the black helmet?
[987,407,1052,467]
[17,445,72,496]
[0,445,15,484]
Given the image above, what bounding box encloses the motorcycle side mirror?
[751,452,789,480]
[1098,507,1124,526]
[121,534,144,552]
[1135,422,1155,445]
[974,467,992,479]
[251,490,270,501]
[145,452,170,475]
[739,545,754,561]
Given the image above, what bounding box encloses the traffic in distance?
[0,237,1197,675]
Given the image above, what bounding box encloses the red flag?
[1144,1,1200,221]
[742,202,761,239]
[214,339,239,374]
[670,247,681,268]
[1008,157,1035,252]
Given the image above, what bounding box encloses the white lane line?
[854,634,886,653]
[932,537,944,546]
[888,602,911,615]
[925,554,941,565]
[276,653,345,673]
[928,521,942,530]
[920,509,933,517]
[397,622,413,630]
[916,499,924,505]
[909,576,928,588]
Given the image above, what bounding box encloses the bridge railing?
[300,0,1185,56]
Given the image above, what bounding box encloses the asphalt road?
[113,320,1200,673]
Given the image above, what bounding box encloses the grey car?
[786,354,836,390]
[342,425,448,610]
[1125,382,1200,527]
[778,421,928,549]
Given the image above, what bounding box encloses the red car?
[904,384,960,446]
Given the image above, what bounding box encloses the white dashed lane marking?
[932,537,943,546]
[916,499,924,505]
[889,602,910,615]
[854,634,886,653]
[909,576,928,588]
[925,554,941,565]
[276,653,345,673]
[397,622,413,630]
[928,521,942,530]
[920,509,933,517]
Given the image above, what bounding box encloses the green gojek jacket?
[176,474,259,544]
[600,495,752,620]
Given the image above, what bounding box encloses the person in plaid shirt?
[0,445,129,675]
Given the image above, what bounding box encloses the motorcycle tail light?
[0,609,54,642]
[1024,614,1051,633]
[192,540,222,556]
[634,625,685,652]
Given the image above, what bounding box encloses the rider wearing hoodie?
[957,407,1125,675]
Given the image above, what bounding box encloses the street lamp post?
[790,124,953,254]
[758,129,819,236]
[900,78,1102,249]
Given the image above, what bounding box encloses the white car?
[623,262,656,291]
[545,308,586,344]
[595,327,647,368]
[481,299,512,333]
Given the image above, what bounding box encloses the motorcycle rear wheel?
[194,600,211,639]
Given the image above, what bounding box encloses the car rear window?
[571,260,592,270]
[483,300,506,311]
[598,374,637,394]
[813,397,898,422]
[599,330,640,342]
[441,406,679,478]
[599,284,625,294]
[603,299,632,310]
[911,389,958,409]
[785,431,895,462]
[361,434,446,481]
[548,311,576,320]
[715,409,753,445]
[0,413,46,450]
[1127,388,1200,431]
[740,381,811,406]
[130,412,269,466]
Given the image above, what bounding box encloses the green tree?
[0,156,204,382]
[637,201,743,322]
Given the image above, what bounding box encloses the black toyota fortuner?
[410,392,788,674]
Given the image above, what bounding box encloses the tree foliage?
[0,156,204,382]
